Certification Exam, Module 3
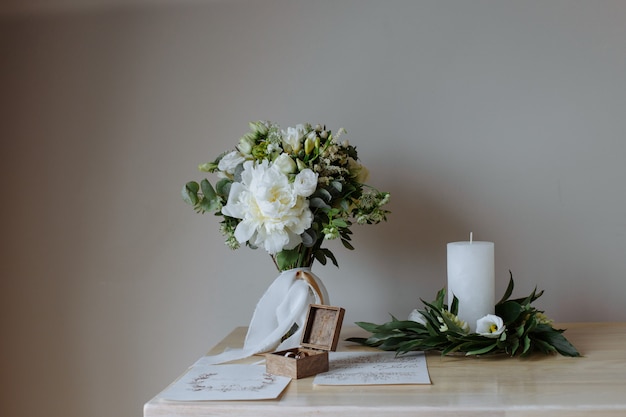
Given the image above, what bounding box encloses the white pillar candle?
[447,234,495,332]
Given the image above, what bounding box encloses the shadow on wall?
[345,153,473,308]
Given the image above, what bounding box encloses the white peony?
[221,160,313,255]
[476,314,506,338]
[293,169,318,197]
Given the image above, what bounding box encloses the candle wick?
[470,232,473,244]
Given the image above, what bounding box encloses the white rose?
[273,153,297,174]
[476,314,506,338]
[217,151,245,175]
[293,169,318,197]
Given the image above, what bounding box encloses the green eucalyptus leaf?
[215,178,232,197]
[309,197,331,209]
[313,188,332,202]
[199,179,220,211]
[301,229,316,247]
[182,181,200,206]
[200,179,217,201]
[330,181,343,193]
[233,162,245,183]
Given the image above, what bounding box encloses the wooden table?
[144,322,626,416]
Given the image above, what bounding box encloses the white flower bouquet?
[183,121,390,271]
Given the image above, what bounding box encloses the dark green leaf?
[377,320,425,331]
[465,342,498,356]
[341,238,355,250]
[450,295,459,316]
[496,271,515,304]
[496,301,523,324]
[521,335,531,354]
[314,250,327,265]
[322,248,339,267]
[345,337,368,344]
[509,336,520,356]
[354,321,382,333]
[532,326,580,357]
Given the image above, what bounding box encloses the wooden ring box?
[265,304,345,379]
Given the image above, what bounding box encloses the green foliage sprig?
[347,272,580,357]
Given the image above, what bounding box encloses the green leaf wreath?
[347,272,580,357]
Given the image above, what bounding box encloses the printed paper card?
[159,364,291,401]
[313,351,431,385]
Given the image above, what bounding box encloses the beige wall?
[2,1,626,416]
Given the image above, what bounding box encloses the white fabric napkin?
[199,268,328,365]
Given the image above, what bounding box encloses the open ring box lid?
[265,304,345,379]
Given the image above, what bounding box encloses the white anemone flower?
[476,314,506,338]
[221,160,313,255]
